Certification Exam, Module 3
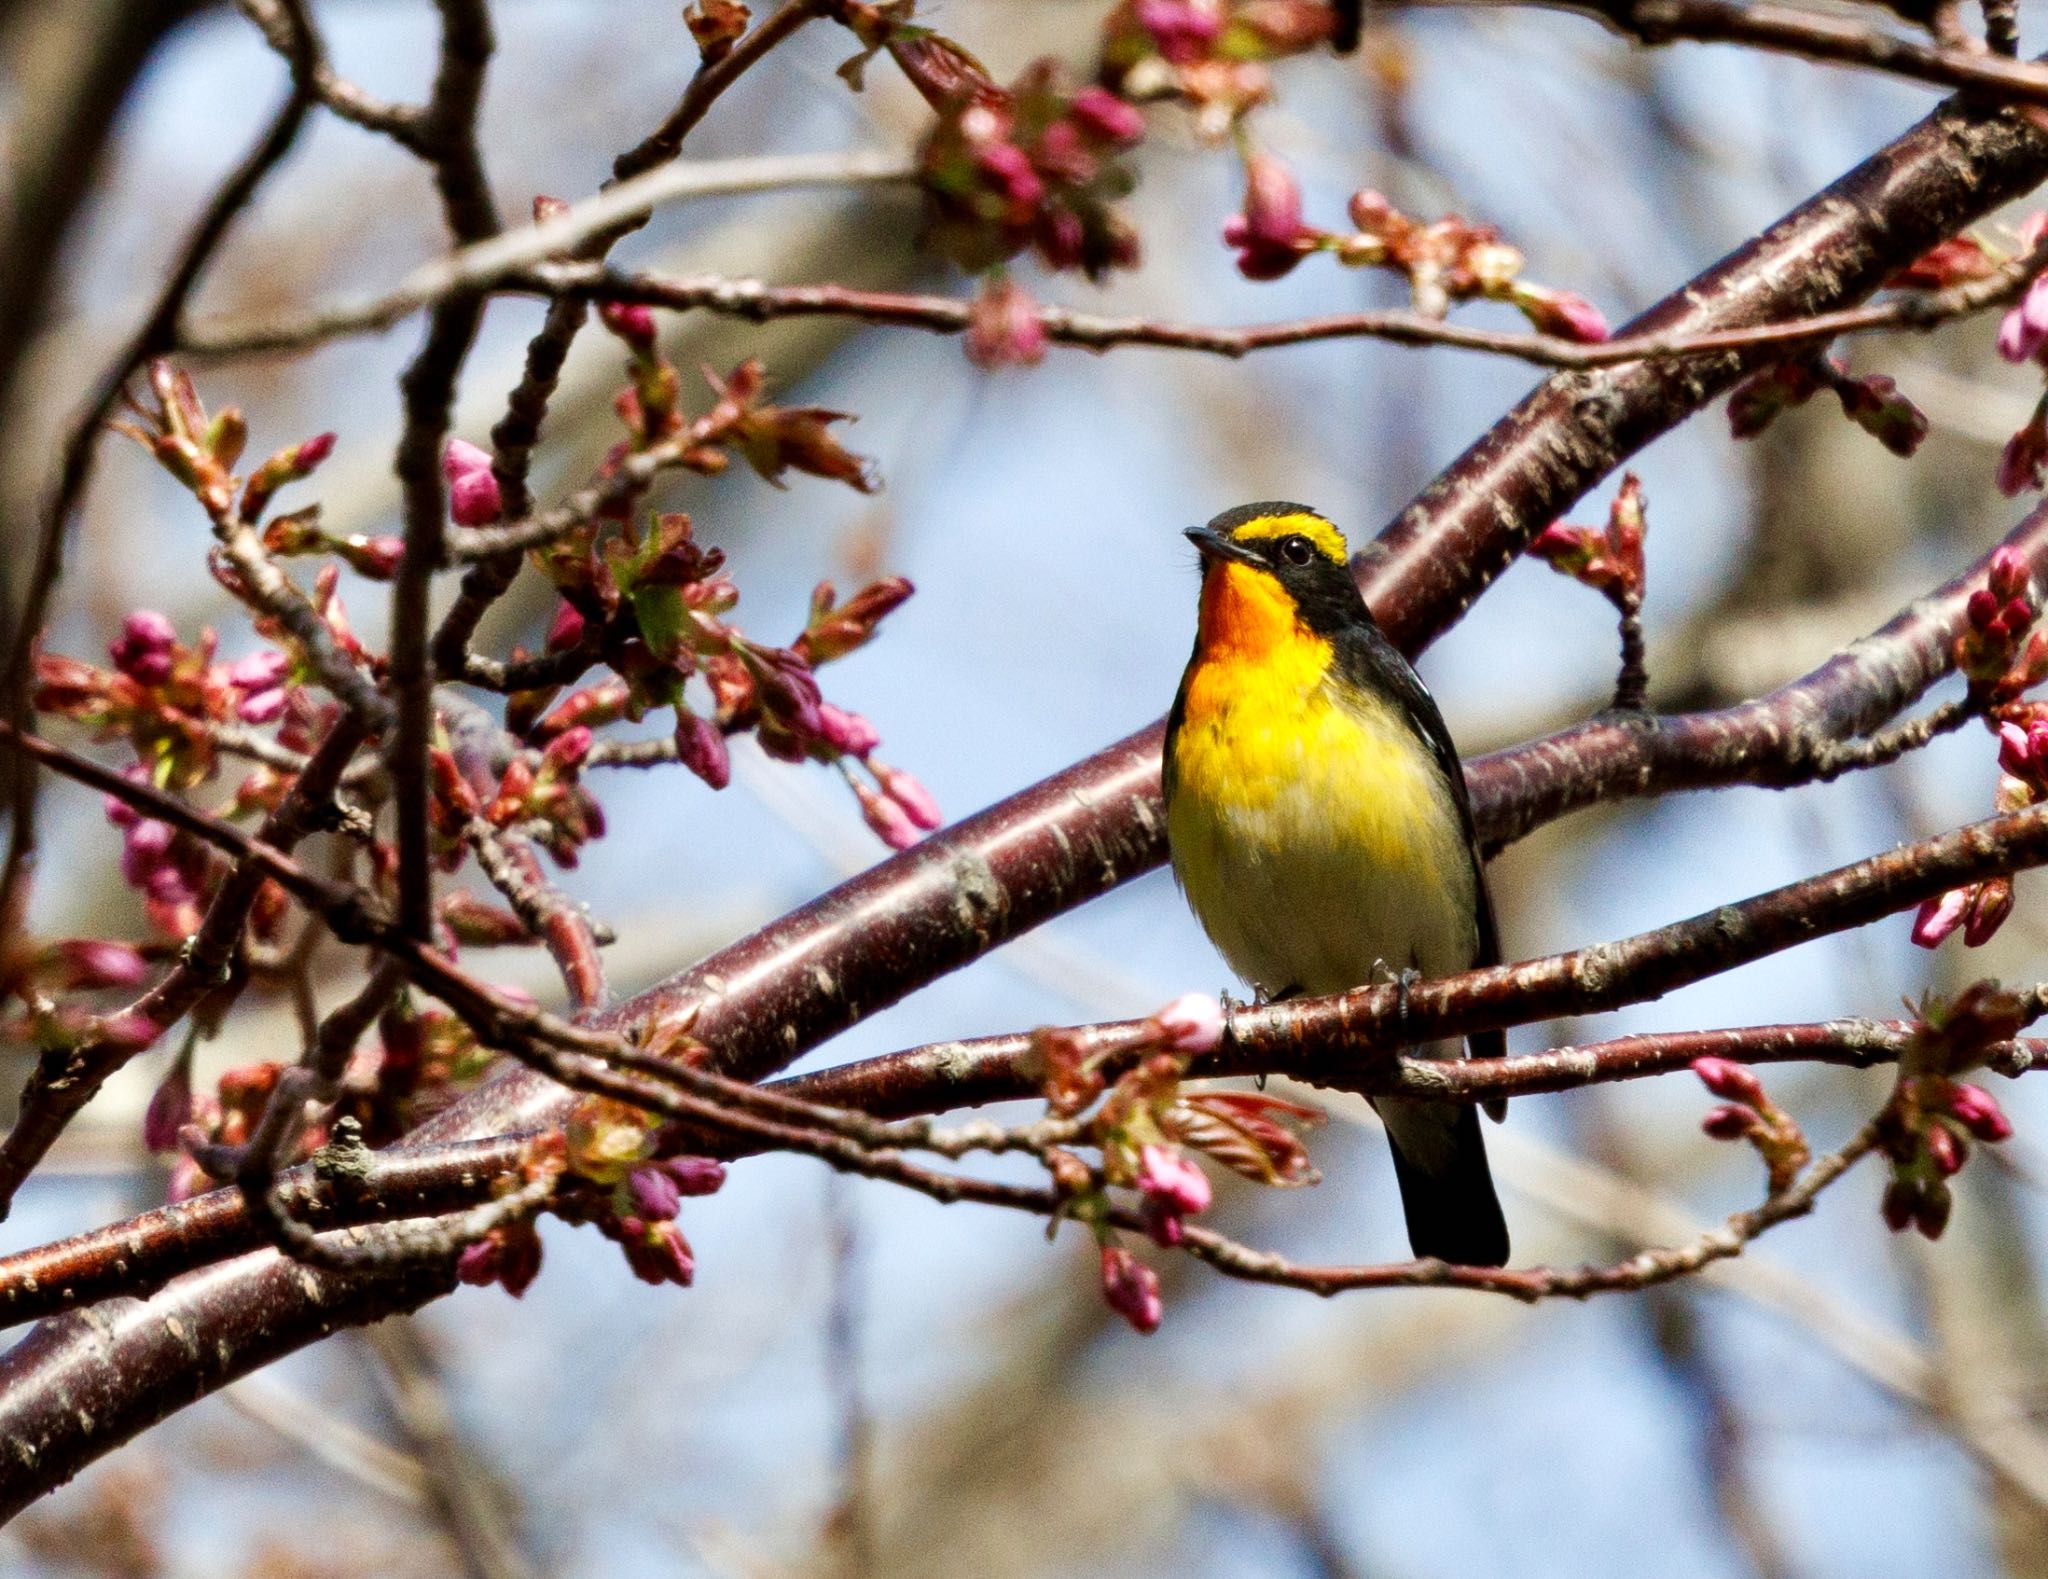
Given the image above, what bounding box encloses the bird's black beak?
[1185,526,1263,568]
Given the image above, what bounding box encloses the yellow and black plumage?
[1163,502,1509,1266]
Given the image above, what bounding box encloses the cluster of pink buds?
[429,725,606,869]
[1529,474,1647,613]
[1953,543,2044,697]
[0,914,153,1055]
[1726,352,1929,458]
[1881,1077,2014,1239]
[1220,168,1611,343]
[36,613,306,798]
[589,1155,726,1287]
[1691,1057,1809,1191]
[918,62,1145,284]
[1035,990,1318,1333]
[457,1222,545,1297]
[1101,0,1334,138]
[104,789,208,938]
[526,507,928,843]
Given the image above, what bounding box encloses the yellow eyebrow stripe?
[1226,512,1349,565]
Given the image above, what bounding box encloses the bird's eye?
[1279,535,1315,566]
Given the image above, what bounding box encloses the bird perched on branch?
[1163,502,1509,1265]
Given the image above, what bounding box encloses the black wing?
[1334,618,1509,1114]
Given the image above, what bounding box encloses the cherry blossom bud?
[965,277,1050,370]
[1690,1056,1764,1106]
[854,777,921,850]
[816,703,881,758]
[1910,887,1969,949]
[1099,1245,1163,1333]
[1151,991,1225,1053]
[1136,1143,1212,1215]
[143,1043,193,1153]
[547,601,587,651]
[237,687,287,725]
[673,709,730,790]
[292,432,337,471]
[875,763,941,830]
[542,725,593,774]
[110,611,177,685]
[626,1164,683,1221]
[1925,1122,1966,1177]
[1070,86,1146,146]
[1226,154,1312,280]
[1992,544,2032,601]
[1964,877,2014,947]
[621,1219,696,1286]
[975,140,1044,208]
[57,939,148,989]
[226,650,289,693]
[1999,276,2048,364]
[1515,286,1612,344]
[2001,720,2034,777]
[1143,1197,1186,1246]
[1700,1104,1757,1141]
[1948,1081,2014,1142]
[1880,1177,1918,1234]
[1134,0,1222,62]
[662,1156,727,1196]
[599,301,659,348]
[443,438,504,526]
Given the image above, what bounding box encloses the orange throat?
[1196,561,1301,665]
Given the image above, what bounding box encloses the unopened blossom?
[965,276,1050,370]
[1151,991,1225,1053]
[443,438,503,526]
[673,708,731,790]
[1998,275,2048,364]
[1690,1056,1764,1106]
[57,939,148,990]
[1099,1244,1164,1333]
[1136,1143,1212,1215]
[1911,887,1969,949]
[816,703,881,758]
[1224,153,1316,280]
[109,611,177,685]
[1947,1082,2014,1142]
[1069,85,1146,145]
[874,762,941,830]
[599,300,659,348]
[1513,284,1611,343]
[853,776,922,850]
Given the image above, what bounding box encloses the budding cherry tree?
[5,0,2048,1564]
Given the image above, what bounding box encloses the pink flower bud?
[542,725,593,774]
[1143,1199,1186,1247]
[1948,1081,2014,1142]
[964,277,1050,371]
[625,1164,682,1221]
[1964,877,2014,947]
[442,438,503,526]
[238,688,287,725]
[974,140,1044,208]
[1227,155,1313,280]
[226,650,289,693]
[621,1218,696,1286]
[143,1047,192,1153]
[120,820,174,887]
[1136,1143,1212,1215]
[1517,286,1611,344]
[1099,1245,1163,1334]
[1881,1176,1918,1233]
[58,939,148,989]
[854,777,921,850]
[547,601,587,651]
[110,611,177,684]
[1151,991,1225,1054]
[1925,1122,1966,1177]
[1691,1056,1764,1106]
[876,763,941,830]
[1069,86,1145,146]
[599,301,659,348]
[1910,887,1969,949]
[1700,1104,1757,1141]
[816,703,881,758]
[673,709,730,790]
[1992,544,2032,600]
[662,1156,727,1196]
[2001,720,2034,777]
[293,431,337,471]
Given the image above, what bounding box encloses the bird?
[1162,501,1509,1266]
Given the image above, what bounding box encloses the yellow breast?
[1165,583,1478,997]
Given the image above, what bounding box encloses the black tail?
[1387,1104,1509,1266]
